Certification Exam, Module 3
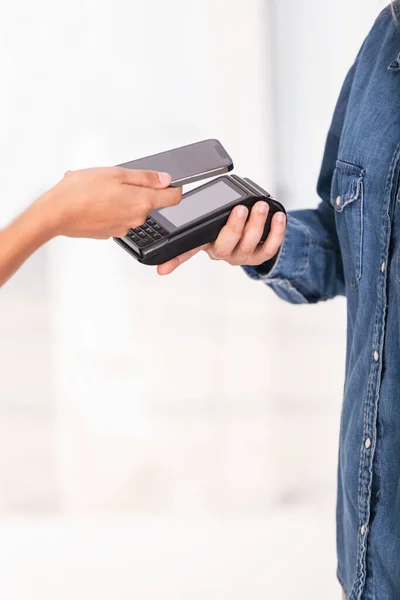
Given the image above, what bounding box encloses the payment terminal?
[114,174,285,266]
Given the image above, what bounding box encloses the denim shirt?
[245,6,400,599]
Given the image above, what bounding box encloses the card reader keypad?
[126,217,169,248]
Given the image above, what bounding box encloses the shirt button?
[365,438,372,449]
[381,262,386,273]
[374,351,379,362]
[336,196,341,207]
[361,524,366,536]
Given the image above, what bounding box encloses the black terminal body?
[114,174,285,266]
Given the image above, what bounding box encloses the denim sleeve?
[243,54,361,304]
[243,208,344,304]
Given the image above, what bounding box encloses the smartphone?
[114,174,285,266]
[118,139,233,187]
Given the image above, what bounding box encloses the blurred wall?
[0,1,387,599]
[271,0,381,209]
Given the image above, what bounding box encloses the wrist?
[15,189,63,249]
[29,187,67,240]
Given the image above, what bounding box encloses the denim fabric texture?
[244,6,400,599]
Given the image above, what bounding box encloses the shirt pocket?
[330,160,365,290]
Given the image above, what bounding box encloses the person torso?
[332,7,400,599]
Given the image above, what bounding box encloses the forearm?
[0,166,181,288]
[0,192,59,288]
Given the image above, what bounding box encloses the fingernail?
[276,212,286,223]
[237,206,247,218]
[257,202,268,214]
[158,172,171,185]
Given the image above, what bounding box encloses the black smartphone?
[114,175,285,266]
[118,139,233,187]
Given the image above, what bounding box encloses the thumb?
[119,168,172,189]
[157,245,207,275]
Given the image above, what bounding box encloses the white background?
[0,0,386,598]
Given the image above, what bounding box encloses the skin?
[0,167,181,288]
[157,201,287,275]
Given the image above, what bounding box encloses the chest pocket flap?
[330,160,365,290]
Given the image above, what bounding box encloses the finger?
[117,168,172,189]
[126,187,182,228]
[209,205,248,259]
[157,245,207,276]
[231,201,269,262]
[150,186,182,210]
[252,211,286,264]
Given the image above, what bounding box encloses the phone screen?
[119,140,232,184]
[156,179,242,228]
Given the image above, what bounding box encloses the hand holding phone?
[49,167,181,239]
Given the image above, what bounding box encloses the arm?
[158,57,358,304]
[0,167,181,288]
[240,57,358,304]
[0,201,58,287]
